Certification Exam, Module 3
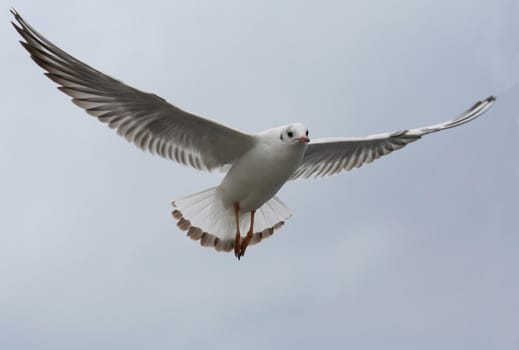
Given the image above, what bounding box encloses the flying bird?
[11,9,496,259]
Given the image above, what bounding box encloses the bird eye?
[306,130,309,136]
[287,131,293,138]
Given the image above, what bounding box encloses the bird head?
[279,123,310,144]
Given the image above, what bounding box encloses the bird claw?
[233,206,255,261]
[239,244,247,258]
[234,245,245,260]
[236,232,252,260]
[234,240,249,261]
[234,231,241,260]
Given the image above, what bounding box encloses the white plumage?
[12,10,496,259]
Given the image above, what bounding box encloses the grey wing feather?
[291,96,496,179]
[11,9,256,172]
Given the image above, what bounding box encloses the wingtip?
[10,20,22,32]
[9,8,23,30]
[483,96,497,115]
[10,7,19,18]
[480,96,497,113]
[467,95,496,115]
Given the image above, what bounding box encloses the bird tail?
[171,187,291,252]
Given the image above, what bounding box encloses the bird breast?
[219,141,306,211]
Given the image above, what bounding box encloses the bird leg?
[238,210,255,259]
[233,202,241,259]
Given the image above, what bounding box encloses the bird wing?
[11,9,256,172]
[290,96,496,179]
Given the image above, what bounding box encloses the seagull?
[11,10,496,259]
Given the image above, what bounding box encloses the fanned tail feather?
[171,187,291,252]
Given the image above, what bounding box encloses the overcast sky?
[1,1,518,349]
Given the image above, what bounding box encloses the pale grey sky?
[1,1,518,349]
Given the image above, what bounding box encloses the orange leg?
[233,202,241,259]
[239,210,255,259]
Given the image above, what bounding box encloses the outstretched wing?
[291,96,496,179]
[11,9,256,172]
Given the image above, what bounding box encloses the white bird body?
[11,9,497,259]
[220,127,307,211]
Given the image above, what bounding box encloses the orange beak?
[297,136,310,143]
